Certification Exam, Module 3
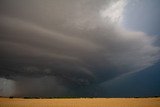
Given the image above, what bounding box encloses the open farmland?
[0,98,160,107]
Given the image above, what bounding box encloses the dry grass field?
[0,98,160,107]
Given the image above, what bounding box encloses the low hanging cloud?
[0,78,16,97]
[0,0,159,97]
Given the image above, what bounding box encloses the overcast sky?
[0,0,160,97]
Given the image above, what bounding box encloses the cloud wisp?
[0,0,159,97]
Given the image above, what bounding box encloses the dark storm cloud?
[14,76,69,97]
[0,0,159,97]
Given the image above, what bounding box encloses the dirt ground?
[0,98,160,107]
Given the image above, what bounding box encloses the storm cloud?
[0,0,159,97]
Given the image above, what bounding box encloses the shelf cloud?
[0,0,159,97]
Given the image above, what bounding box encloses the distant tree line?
[7,95,160,99]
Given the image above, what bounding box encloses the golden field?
[0,98,160,107]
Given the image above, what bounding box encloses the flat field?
[0,98,160,107]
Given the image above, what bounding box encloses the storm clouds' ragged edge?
[0,0,159,97]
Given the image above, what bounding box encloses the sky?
[0,0,160,97]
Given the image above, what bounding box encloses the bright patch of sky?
[123,0,160,36]
[100,0,126,24]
